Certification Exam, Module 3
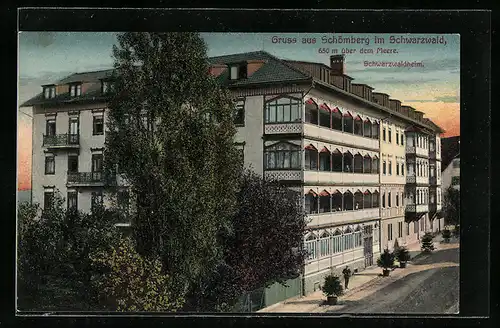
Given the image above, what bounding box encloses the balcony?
[304,170,379,184]
[405,203,429,213]
[67,171,116,187]
[303,124,379,150]
[406,175,429,185]
[429,203,443,213]
[406,145,428,158]
[43,134,80,149]
[265,170,303,181]
[264,123,303,135]
[307,207,380,227]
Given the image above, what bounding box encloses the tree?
[186,170,308,311]
[377,248,395,276]
[443,186,460,226]
[104,32,242,295]
[17,192,122,310]
[90,238,184,311]
[421,232,435,253]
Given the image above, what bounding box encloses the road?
[326,245,460,314]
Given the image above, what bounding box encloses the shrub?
[321,274,344,297]
[421,232,435,253]
[394,246,411,263]
[442,229,451,242]
[377,248,395,269]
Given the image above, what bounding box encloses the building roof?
[441,136,460,170]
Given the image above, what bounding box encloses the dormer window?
[43,85,56,99]
[101,80,112,94]
[69,83,82,97]
[229,63,247,80]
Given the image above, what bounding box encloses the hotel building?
[21,51,445,307]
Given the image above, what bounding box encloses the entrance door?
[92,154,103,181]
[363,236,373,267]
[69,117,79,144]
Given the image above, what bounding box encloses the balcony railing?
[67,171,116,186]
[405,203,429,213]
[43,134,80,148]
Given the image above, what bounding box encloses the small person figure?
[342,266,352,290]
[355,202,359,210]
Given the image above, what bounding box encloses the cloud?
[403,95,459,103]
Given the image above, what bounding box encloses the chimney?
[330,55,345,75]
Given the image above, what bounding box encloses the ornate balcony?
[406,175,429,185]
[67,171,116,187]
[264,123,303,135]
[43,134,80,149]
[265,170,303,181]
[406,145,428,157]
[405,203,429,213]
[307,207,380,227]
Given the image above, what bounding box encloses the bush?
[377,248,395,269]
[321,274,344,297]
[394,246,411,263]
[421,232,435,253]
[442,229,451,242]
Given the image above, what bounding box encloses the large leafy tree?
[443,186,460,226]
[104,32,241,295]
[187,170,308,311]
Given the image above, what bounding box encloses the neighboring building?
[21,51,445,308]
[441,136,460,192]
[17,189,32,206]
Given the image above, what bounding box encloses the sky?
[18,32,460,190]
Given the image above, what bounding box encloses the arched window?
[343,151,353,172]
[305,99,318,125]
[354,190,364,210]
[305,190,318,214]
[319,147,331,172]
[332,149,343,172]
[343,112,354,133]
[364,119,372,138]
[354,226,363,247]
[319,190,331,213]
[372,121,380,139]
[319,103,331,128]
[372,156,379,174]
[343,227,354,250]
[332,190,342,212]
[265,96,302,123]
[343,190,354,211]
[332,229,343,253]
[319,231,331,257]
[264,142,301,169]
[363,155,372,173]
[305,234,317,260]
[353,153,363,173]
[372,190,380,208]
[304,144,318,170]
[363,190,372,209]
[332,107,342,131]
[354,115,363,136]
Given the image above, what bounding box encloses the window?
[406,223,410,236]
[91,191,103,213]
[383,161,386,175]
[382,192,386,208]
[332,150,343,172]
[388,161,392,175]
[305,235,317,260]
[332,231,343,253]
[354,190,363,210]
[92,154,103,181]
[93,115,104,135]
[343,191,353,210]
[453,159,460,168]
[388,129,392,143]
[343,151,353,172]
[68,155,78,173]
[372,122,380,139]
[45,155,55,175]
[363,155,372,173]
[363,190,372,208]
[372,191,379,208]
[396,131,399,145]
[372,156,379,174]
[374,225,379,243]
[319,191,331,213]
[46,119,56,136]
[343,112,353,133]
[396,193,399,206]
[43,86,56,99]
[396,162,400,175]
[398,222,403,238]
[401,134,404,146]
[102,80,112,94]
[319,232,331,257]
[319,105,331,128]
[332,108,342,131]
[388,192,392,207]
[319,148,331,171]
[401,163,405,176]
[332,191,342,212]
[383,128,386,141]
[304,145,318,170]
[353,153,363,173]
[43,191,54,210]
[305,100,318,125]
[414,221,419,233]
[354,229,362,247]
[305,191,318,214]
[363,119,372,137]
[230,65,247,80]
[67,191,78,210]
[69,83,82,97]
[231,99,245,126]
[354,116,363,136]
[343,230,354,250]
[387,224,393,241]
[430,141,435,151]
[266,97,301,123]
[452,176,460,185]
